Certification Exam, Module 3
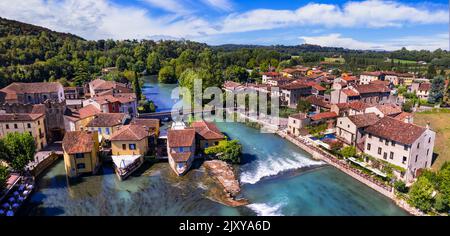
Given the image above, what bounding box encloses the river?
[23,77,408,216]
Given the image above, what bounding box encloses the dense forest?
[0,17,449,89]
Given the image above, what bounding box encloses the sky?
[0,0,448,51]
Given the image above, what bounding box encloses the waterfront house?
[359,71,385,85]
[280,81,313,108]
[363,117,435,182]
[130,118,160,153]
[86,113,129,143]
[191,121,224,150]
[62,131,100,178]
[88,79,132,96]
[309,111,338,128]
[110,124,151,180]
[167,128,196,176]
[288,113,310,136]
[336,113,380,148]
[0,113,47,151]
[64,104,101,131]
[0,82,65,104]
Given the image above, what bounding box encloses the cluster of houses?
[223,65,437,183]
[0,78,227,181]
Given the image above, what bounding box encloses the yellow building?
[191,121,224,150]
[110,124,153,180]
[0,113,47,151]
[64,104,101,132]
[86,113,128,142]
[62,131,100,178]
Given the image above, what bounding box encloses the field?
[324,57,345,64]
[389,58,418,64]
[414,109,450,171]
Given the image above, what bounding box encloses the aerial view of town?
[0,0,449,219]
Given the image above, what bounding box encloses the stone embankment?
[203,160,248,207]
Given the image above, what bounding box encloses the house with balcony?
[167,128,196,176]
[62,131,100,178]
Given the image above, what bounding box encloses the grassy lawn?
[414,109,450,171]
[390,58,418,64]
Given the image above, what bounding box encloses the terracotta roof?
[30,104,46,114]
[418,83,431,92]
[280,81,311,90]
[395,112,413,122]
[342,75,358,82]
[354,84,391,94]
[114,93,137,104]
[1,82,63,94]
[78,105,101,119]
[168,129,196,147]
[90,79,128,91]
[191,121,224,140]
[223,81,242,89]
[289,113,308,120]
[335,101,372,111]
[342,88,360,97]
[0,113,44,122]
[91,95,120,105]
[63,131,96,154]
[370,80,390,86]
[171,152,193,162]
[347,113,381,128]
[130,118,160,129]
[305,95,331,109]
[261,72,280,77]
[310,112,337,121]
[365,116,427,145]
[86,113,127,127]
[361,71,383,77]
[306,82,326,91]
[110,124,150,141]
[374,104,402,116]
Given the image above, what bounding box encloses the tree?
[116,56,127,71]
[394,180,408,193]
[0,139,10,161]
[133,71,142,102]
[224,65,249,82]
[408,177,435,212]
[2,132,36,172]
[426,64,437,79]
[204,139,242,164]
[158,65,176,83]
[296,99,311,113]
[146,52,161,75]
[0,165,9,192]
[428,75,445,104]
[340,146,356,158]
[402,100,414,112]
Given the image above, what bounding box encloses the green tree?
[296,99,311,113]
[340,146,357,158]
[428,75,445,104]
[408,177,435,212]
[133,71,142,102]
[394,180,408,193]
[146,52,161,75]
[204,139,242,164]
[2,132,36,172]
[158,65,176,83]
[0,165,9,192]
[402,100,414,112]
[224,65,249,82]
[116,55,127,72]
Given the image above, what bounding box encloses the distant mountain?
[212,43,380,54]
[0,17,84,40]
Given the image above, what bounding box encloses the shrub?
[204,139,242,164]
[408,177,435,212]
[394,180,408,193]
[340,146,357,158]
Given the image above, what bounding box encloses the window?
[428,137,431,143]
[98,128,102,134]
[415,155,418,163]
[105,128,110,135]
[385,140,389,146]
[383,152,387,160]
[27,123,31,128]
[367,143,371,151]
[75,153,84,159]
[76,163,85,169]
[378,147,382,155]
[122,144,126,150]
[340,121,342,125]
[14,124,18,129]
[38,120,40,125]
[391,141,395,147]
[379,138,383,142]
[427,149,430,156]
[179,147,184,152]
[389,152,393,160]
[5,124,9,129]
[368,134,372,139]
[404,145,408,151]
[129,144,136,150]
[402,156,407,164]
[417,143,420,149]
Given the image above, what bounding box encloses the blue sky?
[0,0,448,50]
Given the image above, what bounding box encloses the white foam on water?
[240,152,323,184]
[247,203,285,216]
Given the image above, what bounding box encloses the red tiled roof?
[354,84,391,94]
[365,116,427,145]
[374,104,402,116]
[191,121,224,140]
[347,113,381,128]
[168,129,196,147]
[261,72,280,77]
[342,88,360,97]
[171,152,193,162]
[223,81,242,89]
[310,112,337,121]
[370,80,390,86]
[418,83,431,92]
[79,105,101,119]
[0,113,44,122]
[361,71,383,77]
[130,118,160,129]
[86,113,127,127]
[289,113,308,120]
[1,82,63,94]
[395,112,413,122]
[280,81,311,90]
[110,124,150,141]
[306,82,326,91]
[63,131,96,154]
[305,95,331,109]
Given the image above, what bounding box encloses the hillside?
[0,17,83,40]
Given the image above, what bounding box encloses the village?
[0,61,448,216]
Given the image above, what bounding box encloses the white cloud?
[221,0,448,33]
[201,0,233,11]
[300,33,449,51]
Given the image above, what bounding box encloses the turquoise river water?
[23,77,408,216]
